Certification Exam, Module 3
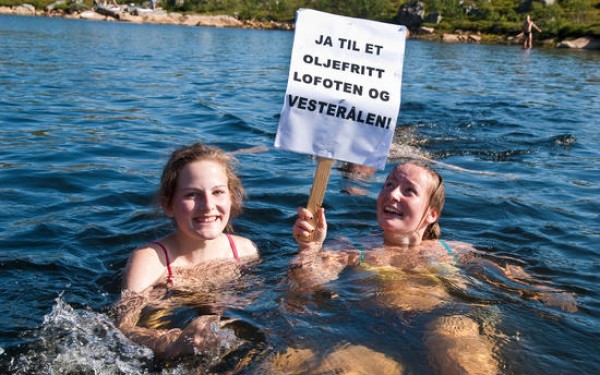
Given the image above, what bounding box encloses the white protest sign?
[274,9,407,170]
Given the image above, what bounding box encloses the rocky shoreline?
[0,3,294,30]
[411,26,600,50]
[1,3,598,50]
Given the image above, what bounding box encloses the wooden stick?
[306,157,334,231]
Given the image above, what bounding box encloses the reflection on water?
[1,14,599,375]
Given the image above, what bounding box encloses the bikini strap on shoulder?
[439,239,459,263]
[225,234,240,262]
[439,239,454,255]
[152,241,173,285]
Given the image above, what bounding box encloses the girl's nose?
[196,193,214,210]
[389,185,402,201]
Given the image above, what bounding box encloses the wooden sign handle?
[306,158,334,237]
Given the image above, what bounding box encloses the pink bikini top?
[152,234,239,285]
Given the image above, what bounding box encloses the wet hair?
[159,143,244,232]
[392,159,445,240]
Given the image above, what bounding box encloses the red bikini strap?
[225,234,240,262]
[152,241,173,285]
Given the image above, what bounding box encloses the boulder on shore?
[78,10,107,21]
[12,4,36,15]
[556,37,600,50]
[442,33,480,44]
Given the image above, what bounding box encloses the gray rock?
[556,37,600,50]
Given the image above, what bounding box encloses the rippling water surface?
[1,14,599,374]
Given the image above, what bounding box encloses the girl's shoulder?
[228,234,259,259]
[437,240,476,254]
[129,242,168,266]
[124,243,169,293]
[413,240,475,259]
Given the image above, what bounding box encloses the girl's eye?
[403,188,417,196]
[213,189,226,196]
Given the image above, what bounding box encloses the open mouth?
[383,206,403,217]
[194,216,219,223]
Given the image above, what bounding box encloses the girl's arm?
[114,291,220,359]
[114,290,181,358]
[458,248,576,312]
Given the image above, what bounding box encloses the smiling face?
[164,160,232,241]
[376,163,440,244]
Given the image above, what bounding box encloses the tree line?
[2,0,598,38]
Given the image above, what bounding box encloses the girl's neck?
[382,230,424,248]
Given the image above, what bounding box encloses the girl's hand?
[165,315,220,358]
[293,207,327,251]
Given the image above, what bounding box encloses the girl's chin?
[378,216,404,227]
[192,225,226,239]
[379,221,413,234]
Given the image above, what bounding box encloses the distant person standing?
[522,14,542,49]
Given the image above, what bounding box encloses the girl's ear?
[426,207,440,225]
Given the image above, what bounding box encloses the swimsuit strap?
[152,241,173,285]
[353,242,365,266]
[439,239,454,255]
[225,233,240,262]
[439,239,459,263]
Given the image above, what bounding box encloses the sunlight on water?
[1,14,599,374]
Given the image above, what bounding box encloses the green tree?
[560,0,592,22]
[312,0,391,20]
[530,2,566,35]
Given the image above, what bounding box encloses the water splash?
[8,296,153,374]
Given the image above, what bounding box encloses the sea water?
[1,14,599,374]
